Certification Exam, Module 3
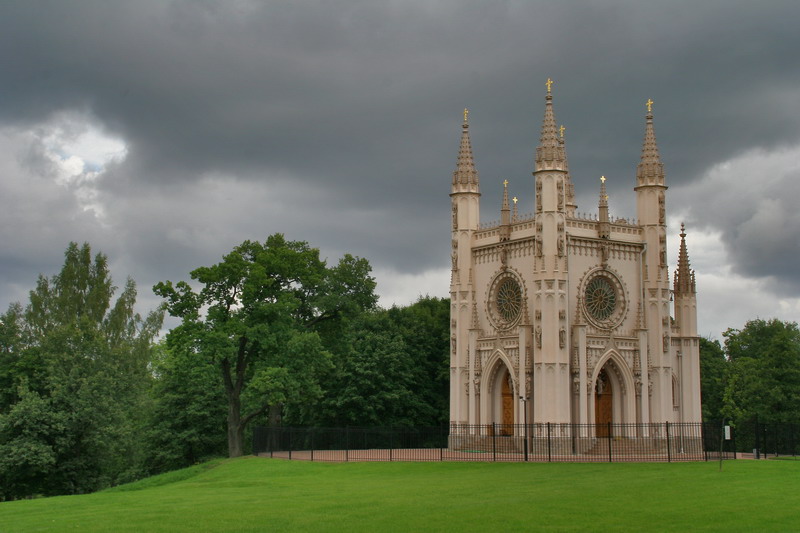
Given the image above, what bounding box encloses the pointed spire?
[560,125,577,214]
[500,180,511,240]
[674,223,696,295]
[598,176,610,239]
[512,196,519,222]
[453,108,480,192]
[636,99,665,187]
[535,79,567,172]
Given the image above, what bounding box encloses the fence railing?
[725,419,800,459]
[253,422,742,463]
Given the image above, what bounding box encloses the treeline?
[700,318,800,428]
[4,238,800,500]
[0,238,449,500]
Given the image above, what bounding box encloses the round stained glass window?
[585,277,617,321]
[496,278,522,323]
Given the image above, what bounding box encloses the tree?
[699,337,727,422]
[0,243,162,499]
[144,340,227,473]
[314,297,450,428]
[721,319,800,425]
[154,234,377,457]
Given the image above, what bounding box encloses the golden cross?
[503,179,509,187]
[546,78,553,93]
[464,108,469,122]
[600,176,606,183]
[646,99,653,113]
[513,197,518,204]
[559,125,565,138]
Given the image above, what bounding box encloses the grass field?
[1,457,799,532]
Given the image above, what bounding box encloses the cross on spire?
[463,108,469,122]
[546,78,553,93]
[559,125,565,138]
[646,99,654,113]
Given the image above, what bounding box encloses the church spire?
[452,108,480,192]
[535,79,567,172]
[501,180,510,220]
[636,99,665,187]
[500,180,511,240]
[674,223,696,295]
[598,176,610,239]
[560,124,577,214]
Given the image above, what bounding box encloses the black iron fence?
[726,419,800,459]
[253,422,743,463]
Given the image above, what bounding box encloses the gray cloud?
[2,0,800,329]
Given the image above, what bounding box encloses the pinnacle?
[674,223,696,295]
[535,88,567,172]
[636,107,665,186]
[453,118,480,190]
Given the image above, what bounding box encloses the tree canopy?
[154,234,377,457]
[0,243,162,500]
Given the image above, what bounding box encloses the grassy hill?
[1,457,798,531]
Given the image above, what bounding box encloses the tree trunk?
[269,404,282,427]
[227,391,243,458]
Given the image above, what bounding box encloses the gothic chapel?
[449,81,702,434]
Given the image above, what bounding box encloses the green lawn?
[1,458,799,532]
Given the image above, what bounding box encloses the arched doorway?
[595,368,612,436]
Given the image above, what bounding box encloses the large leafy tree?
[154,234,376,457]
[0,243,162,499]
[721,319,800,425]
[314,297,450,428]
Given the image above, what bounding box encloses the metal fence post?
[492,423,497,462]
[608,423,612,463]
[547,422,552,463]
[666,422,671,463]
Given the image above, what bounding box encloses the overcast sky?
[1,0,799,340]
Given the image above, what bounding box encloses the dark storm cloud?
[2,0,800,313]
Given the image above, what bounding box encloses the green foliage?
[699,337,726,421]
[722,319,800,425]
[0,243,162,500]
[312,297,450,427]
[2,459,800,532]
[143,341,227,473]
[154,234,377,457]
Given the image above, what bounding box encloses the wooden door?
[595,370,612,437]
[501,374,514,435]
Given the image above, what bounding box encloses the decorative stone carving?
[535,326,542,348]
[559,327,566,348]
[536,182,542,211]
[452,203,458,229]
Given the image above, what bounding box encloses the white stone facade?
[449,87,702,431]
